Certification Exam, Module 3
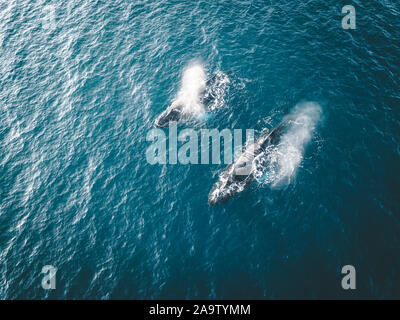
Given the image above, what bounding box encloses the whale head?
[208,157,254,206]
[208,173,252,206]
[208,185,233,206]
[154,106,183,128]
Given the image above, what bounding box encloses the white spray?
[253,102,322,187]
[172,64,207,114]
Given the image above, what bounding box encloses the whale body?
[208,122,286,206]
[208,102,322,206]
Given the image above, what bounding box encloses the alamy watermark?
[341,265,356,290]
[146,126,255,171]
[41,265,57,290]
[342,5,356,30]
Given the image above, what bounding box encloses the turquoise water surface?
[0,0,399,299]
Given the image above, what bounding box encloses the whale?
[208,122,286,206]
[154,72,225,128]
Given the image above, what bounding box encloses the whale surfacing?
[208,123,286,206]
[155,65,228,127]
[208,101,322,206]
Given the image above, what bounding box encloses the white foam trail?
[207,70,230,111]
[254,102,322,187]
[172,64,207,114]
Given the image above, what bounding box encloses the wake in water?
[253,102,322,187]
[202,70,230,111]
[154,63,229,127]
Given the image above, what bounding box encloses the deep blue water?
[0,0,399,299]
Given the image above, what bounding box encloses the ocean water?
[0,0,399,299]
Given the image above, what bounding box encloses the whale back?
[259,122,286,150]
